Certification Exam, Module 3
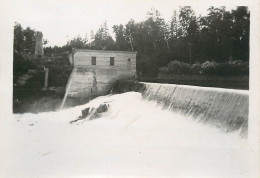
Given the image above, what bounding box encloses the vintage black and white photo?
[1,0,260,177]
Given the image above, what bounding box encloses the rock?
[70,102,110,123]
[96,103,109,113]
[81,108,90,118]
[89,103,110,120]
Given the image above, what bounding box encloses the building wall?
[73,50,136,70]
[67,49,137,98]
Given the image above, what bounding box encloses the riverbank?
[139,73,249,90]
[13,55,73,113]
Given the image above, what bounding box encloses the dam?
[8,65,250,177]
[62,50,248,135]
[112,80,249,135]
[62,67,248,135]
[28,49,249,177]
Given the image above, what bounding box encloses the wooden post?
[43,67,49,90]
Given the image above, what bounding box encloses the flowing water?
[59,68,76,110]
[1,92,250,178]
[114,81,249,135]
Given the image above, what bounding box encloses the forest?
[14,6,249,77]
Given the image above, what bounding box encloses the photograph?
[1,0,260,177]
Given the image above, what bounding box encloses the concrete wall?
[66,49,137,98]
[65,68,97,98]
[73,49,136,70]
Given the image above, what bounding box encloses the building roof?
[73,49,137,54]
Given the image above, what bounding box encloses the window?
[110,57,114,66]
[92,57,96,65]
[128,58,131,61]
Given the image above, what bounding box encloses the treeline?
[51,6,249,76]
[112,6,250,64]
[15,6,249,77]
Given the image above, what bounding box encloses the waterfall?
[60,68,76,110]
[112,80,249,134]
[60,67,99,110]
[10,92,249,177]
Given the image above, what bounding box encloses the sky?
[11,0,240,47]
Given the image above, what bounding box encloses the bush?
[190,62,202,74]
[13,52,36,77]
[159,60,249,76]
[158,67,170,74]
[200,61,218,75]
[201,60,249,76]
[228,60,249,75]
[167,60,190,74]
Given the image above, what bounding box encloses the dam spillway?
[112,80,249,134]
[61,64,248,135]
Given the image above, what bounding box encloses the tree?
[90,30,95,42]
[162,22,171,52]
[112,24,129,50]
[92,21,115,50]
[14,22,24,53]
[231,6,250,61]
[23,27,36,52]
[145,8,166,52]
[125,19,137,51]
[170,10,179,39]
[168,6,198,63]
[204,7,234,62]
[178,6,195,37]
[66,35,88,49]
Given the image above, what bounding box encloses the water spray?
[60,68,76,110]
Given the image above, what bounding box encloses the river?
[1,92,249,178]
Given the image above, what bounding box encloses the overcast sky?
[11,0,240,47]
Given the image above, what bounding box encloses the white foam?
[1,92,250,178]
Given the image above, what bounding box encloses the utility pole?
[129,34,134,51]
[163,30,170,52]
[164,35,170,52]
[188,42,193,65]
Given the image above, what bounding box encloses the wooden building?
[67,49,137,98]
